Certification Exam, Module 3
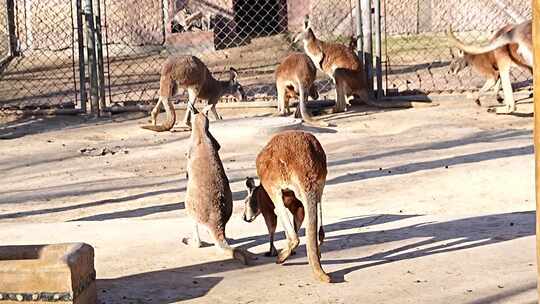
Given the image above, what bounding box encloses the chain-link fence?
[383,0,532,94]
[0,0,82,110]
[0,1,9,63]
[0,0,533,111]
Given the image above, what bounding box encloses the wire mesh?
[0,0,81,110]
[382,0,532,95]
[97,0,361,107]
[0,0,532,111]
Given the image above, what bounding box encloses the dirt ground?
[0,97,536,303]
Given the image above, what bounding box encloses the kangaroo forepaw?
[233,250,248,265]
[233,249,256,265]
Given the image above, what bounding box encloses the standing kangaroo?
[182,104,251,264]
[447,20,532,114]
[275,53,328,126]
[255,130,330,282]
[242,177,325,257]
[141,55,245,132]
[294,16,368,113]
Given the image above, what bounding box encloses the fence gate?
[0,0,86,111]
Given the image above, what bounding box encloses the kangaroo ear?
[229,67,238,82]
[245,177,256,190]
[303,15,310,30]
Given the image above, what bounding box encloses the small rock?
[466,289,473,293]
[497,285,504,289]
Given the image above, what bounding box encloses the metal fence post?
[83,0,100,116]
[361,0,374,98]
[355,0,364,65]
[5,0,18,57]
[374,0,383,100]
[94,0,106,114]
[76,0,87,113]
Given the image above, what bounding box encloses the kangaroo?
[447,20,532,114]
[275,53,329,127]
[449,48,503,105]
[255,130,330,282]
[141,55,245,132]
[242,177,326,257]
[182,104,251,264]
[294,16,368,113]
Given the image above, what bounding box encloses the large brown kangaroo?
[255,130,331,283]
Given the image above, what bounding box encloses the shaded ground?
[0,98,536,303]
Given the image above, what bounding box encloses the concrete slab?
[0,243,96,304]
[210,116,303,140]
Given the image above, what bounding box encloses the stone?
[0,243,96,304]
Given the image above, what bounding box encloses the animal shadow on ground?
[96,211,533,302]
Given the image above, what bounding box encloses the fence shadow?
[96,211,533,301]
[327,145,532,186]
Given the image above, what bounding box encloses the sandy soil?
[0,98,536,303]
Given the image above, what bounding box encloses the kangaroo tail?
[303,190,331,283]
[141,71,177,132]
[298,84,330,127]
[140,98,176,132]
[447,25,512,55]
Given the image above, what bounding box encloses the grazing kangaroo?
[447,20,532,114]
[182,104,251,264]
[275,53,328,126]
[255,130,330,282]
[242,177,326,257]
[141,55,245,132]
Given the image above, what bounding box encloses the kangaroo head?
[448,48,468,74]
[242,177,262,223]
[190,106,221,151]
[293,15,316,44]
[224,67,246,101]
